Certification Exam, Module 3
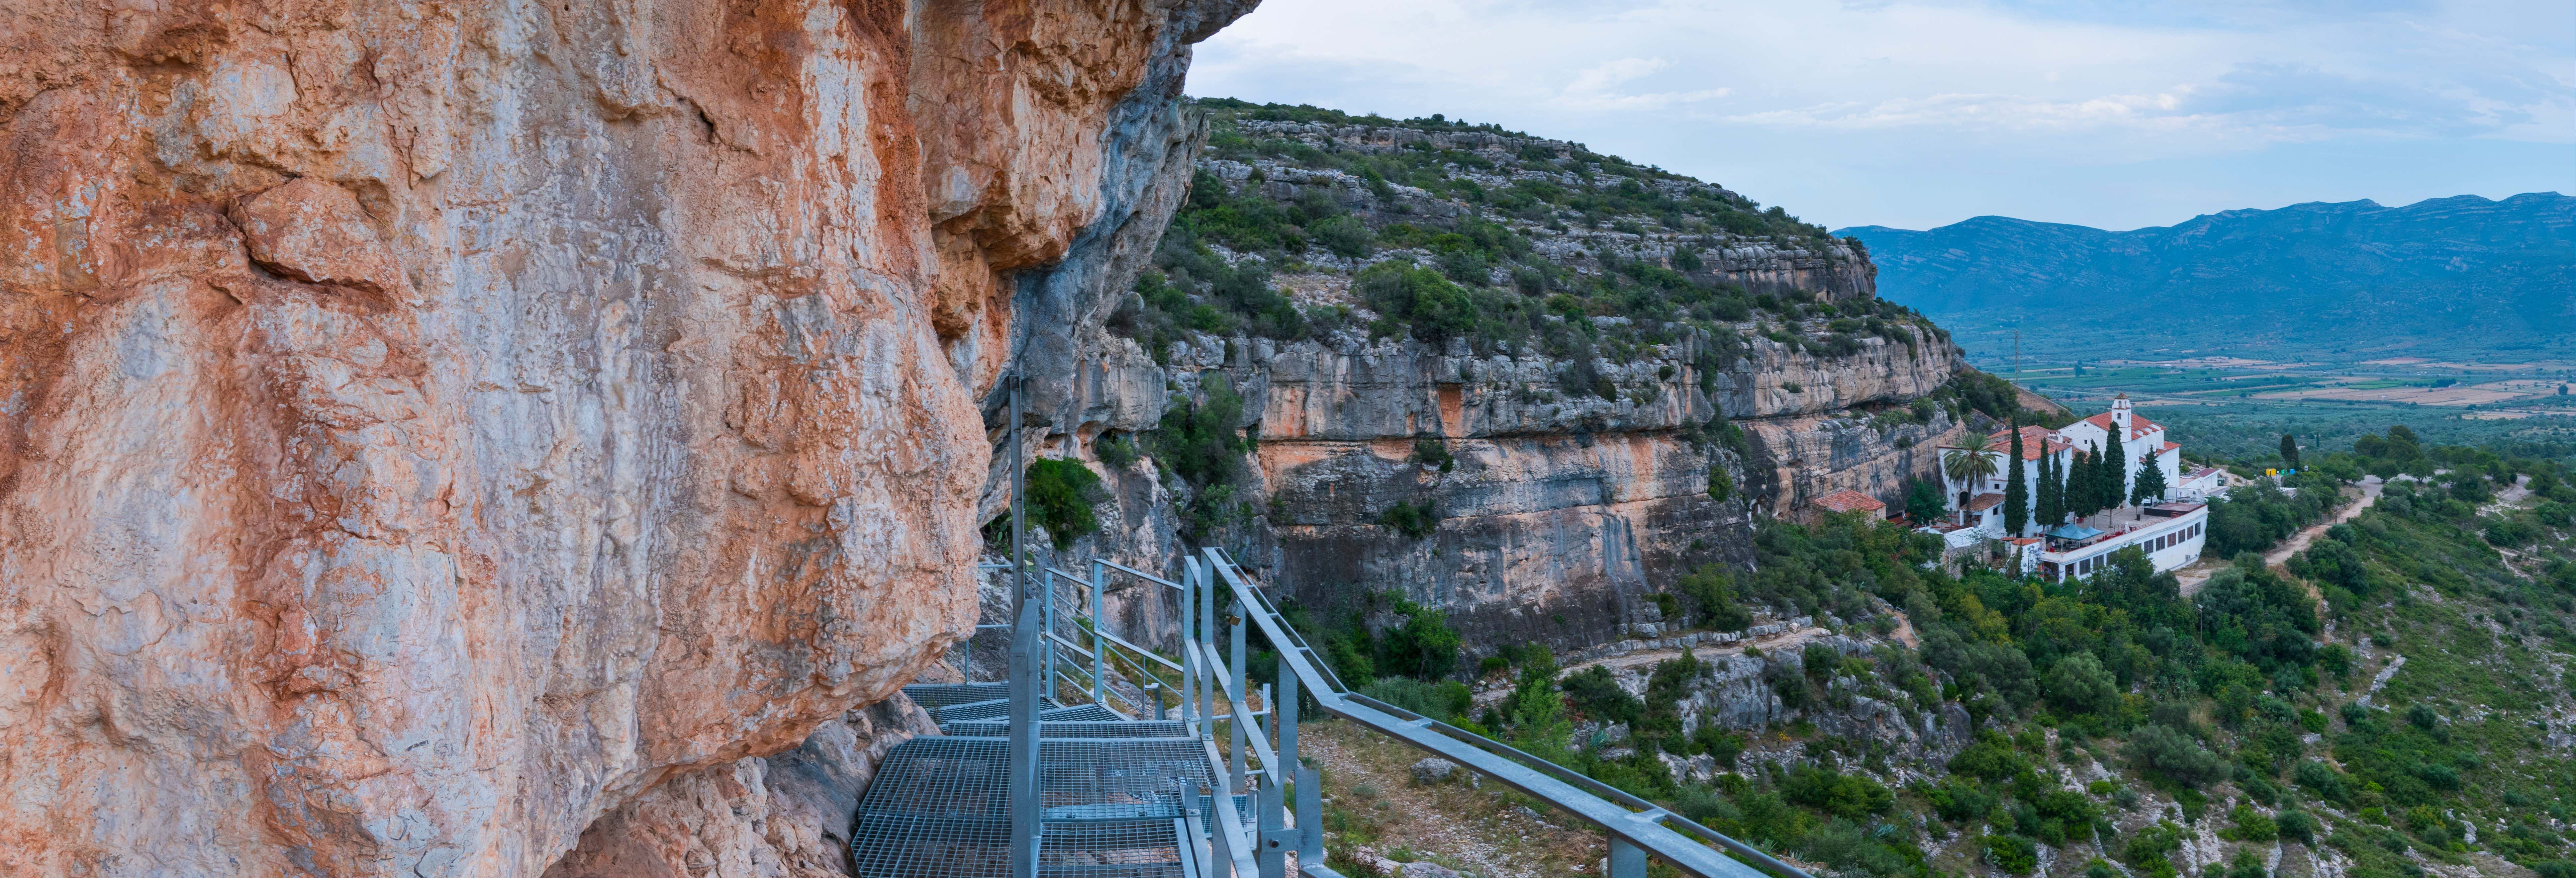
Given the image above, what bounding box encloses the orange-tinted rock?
[229,178,415,302]
[0,0,1251,875]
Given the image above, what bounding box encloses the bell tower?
[2111,393,2133,435]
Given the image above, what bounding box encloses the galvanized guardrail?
[1198,547,1815,878]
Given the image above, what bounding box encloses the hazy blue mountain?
[1836,192,2575,364]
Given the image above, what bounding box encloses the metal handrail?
[1099,558,1186,590]
[1042,639,1145,714]
[1195,642,1284,788]
[1202,547,1813,878]
[1082,618,1187,672]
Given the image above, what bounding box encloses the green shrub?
[1410,437,1455,472]
[1359,677,1472,722]
[1355,262,1478,342]
[1093,432,1140,469]
[2226,804,2279,841]
[2276,809,2318,845]
[1708,466,1735,501]
[2125,724,2230,787]
[1692,726,1745,766]
[2044,652,2120,716]
[1675,564,1753,631]
[1561,666,1643,727]
[2120,821,2185,878]
[1381,604,1462,679]
[1782,765,1894,820]
[1948,730,2033,782]
[1025,459,1105,550]
[1981,834,2039,875]
[1310,214,1374,257]
[1378,499,1440,539]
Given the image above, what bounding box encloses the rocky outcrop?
[1240,326,1956,649]
[1213,120,1876,298]
[1017,313,1961,652]
[1574,635,1972,782]
[542,696,939,878]
[0,1,1250,875]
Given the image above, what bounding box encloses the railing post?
[1230,598,1249,793]
[1279,669,1299,834]
[1043,562,1057,704]
[1182,557,1202,731]
[1201,560,1218,743]
[1609,836,1647,878]
[1090,560,1107,707]
[1258,771,1285,878]
[1204,784,1234,878]
[1005,375,1040,878]
[1295,766,1322,865]
[1260,673,1291,878]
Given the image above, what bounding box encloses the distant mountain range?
[1836,193,2575,365]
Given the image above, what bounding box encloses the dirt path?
[2179,476,2383,595]
[1299,720,1603,878]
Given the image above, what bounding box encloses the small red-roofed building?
[1805,488,1887,523]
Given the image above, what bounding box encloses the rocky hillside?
[1840,193,2576,364]
[1016,101,2020,655]
[0,1,1252,875]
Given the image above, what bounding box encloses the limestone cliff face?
[1025,316,1961,653]
[1232,326,1960,649]
[0,1,1248,875]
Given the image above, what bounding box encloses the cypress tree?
[2102,420,2128,510]
[2279,433,2301,470]
[2132,455,2168,505]
[2037,446,2062,531]
[2004,422,2029,535]
[2062,449,2083,523]
[2070,448,2097,522]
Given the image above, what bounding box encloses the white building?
[1929,395,2207,581]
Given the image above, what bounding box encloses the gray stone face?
[999,318,1963,654]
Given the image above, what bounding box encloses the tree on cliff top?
[2004,420,2029,535]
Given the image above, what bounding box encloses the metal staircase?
[846,377,1810,877]
[852,552,1278,878]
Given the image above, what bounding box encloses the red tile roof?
[1812,489,1886,514]
[2161,442,2180,452]
[1964,492,2005,512]
[1984,425,2072,461]
[2078,411,2164,442]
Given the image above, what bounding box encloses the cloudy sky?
[1186,0,2576,231]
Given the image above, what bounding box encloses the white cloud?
[1552,58,1732,110]
[1188,0,2576,229]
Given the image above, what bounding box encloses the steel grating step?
[902,682,1008,708]
[1037,703,1129,723]
[931,698,1100,724]
[850,736,1223,878]
[848,814,1193,878]
[939,719,1190,739]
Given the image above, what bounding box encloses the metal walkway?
[852,550,1285,878]
[847,380,1809,877]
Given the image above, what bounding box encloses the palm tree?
[1943,435,2006,524]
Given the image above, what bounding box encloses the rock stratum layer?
[0,0,1248,874]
